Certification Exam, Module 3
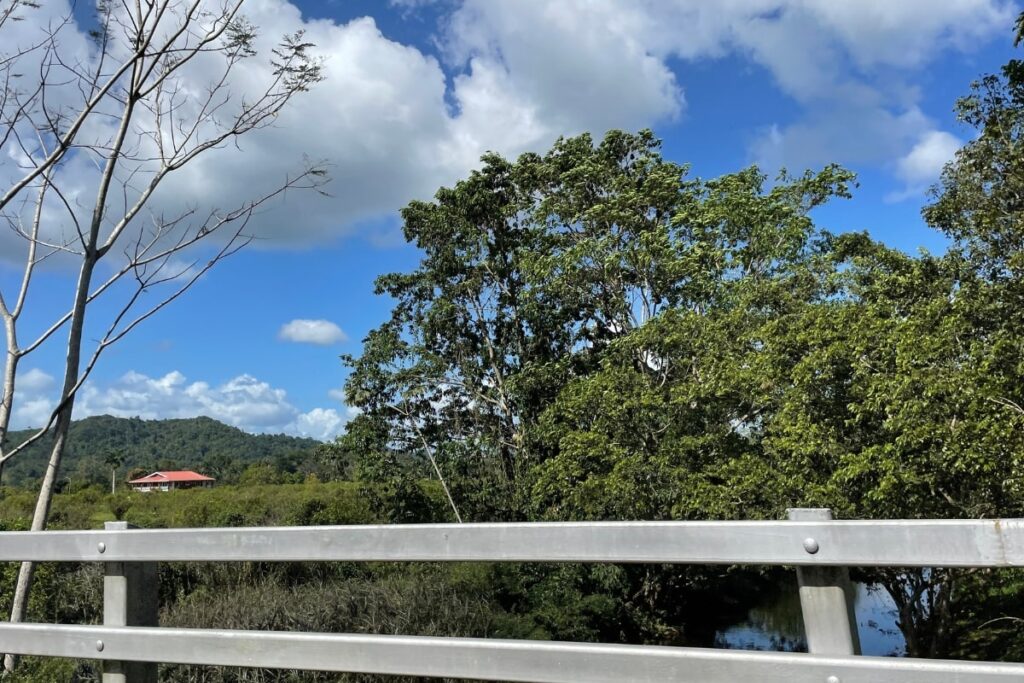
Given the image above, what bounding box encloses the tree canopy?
[335,15,1024,655]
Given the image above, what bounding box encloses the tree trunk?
[4,254,97,673]
[3,423,71,672]
[884,569,956,659]
[0,320,20,467]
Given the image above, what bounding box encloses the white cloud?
[896,130,962,186]
[714,0,1008,173]
[70,370,349,440]
[7,368,56,429]
[884,129,963,202]
[751,100,933,174]
[6,345,350,441]
[0,0,1013,266]
[278,319,348,345]
[798,0,1012,72]
[443,1,684,157]
[440,0,1010,185]
[12,397,53,431]
[293,407,348,441]
[17,368,55,394]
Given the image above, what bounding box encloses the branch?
[392,400,463,524]
[0,164,327,464]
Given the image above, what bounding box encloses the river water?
[716,582,905,656]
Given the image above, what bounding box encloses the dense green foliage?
[1,416,325,490]
[334,14,1024,665]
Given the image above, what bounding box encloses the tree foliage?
[341,130,854,522]
[338,15,1024,655]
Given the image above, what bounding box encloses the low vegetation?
[0,481,769,682]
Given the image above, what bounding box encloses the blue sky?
[1,0,1020,440]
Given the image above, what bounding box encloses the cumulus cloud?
[896,130,962,186]
[278,319,348,345]
[878,129,964,202]
[0,0,1013,265]
[444,0,1009,184]
[17,368,55,394]
[751,99,934,174]
[6,368,56,430]
[66,371,348,440]
[714,1,1006,173]
[443,1,684,153]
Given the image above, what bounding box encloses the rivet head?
[95,640,104,652]
[826,676,840,683]
[803,537,820,554]
[97,542,106,554]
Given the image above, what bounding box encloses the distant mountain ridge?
[2,415,320,488]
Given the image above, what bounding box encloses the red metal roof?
[128,470,215,484]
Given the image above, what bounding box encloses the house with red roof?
[128,470,215,492]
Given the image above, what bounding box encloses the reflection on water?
[715,581,905,656]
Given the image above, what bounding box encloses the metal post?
[102,521,159,683]
[787,508,861,656]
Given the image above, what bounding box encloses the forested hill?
[1,415,320,489]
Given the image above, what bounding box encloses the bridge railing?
[2,508,1024,682]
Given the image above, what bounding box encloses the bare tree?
[0,1,327,669]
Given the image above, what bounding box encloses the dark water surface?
[716,582,905,655]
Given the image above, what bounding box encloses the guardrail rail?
[1,508,1023,682]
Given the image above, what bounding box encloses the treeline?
[330,14,1024,666]
[1,416,331,490]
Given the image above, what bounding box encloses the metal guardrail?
[5,517,1024,566]
[0,509,1022,682]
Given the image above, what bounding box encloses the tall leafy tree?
[342,131,702,521]
[339,130,856,644]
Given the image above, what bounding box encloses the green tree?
[529,164,854,522]
[925,11,1024,281]
[342,131,705,521]
[339,129,856,643]
[104,451,125,495]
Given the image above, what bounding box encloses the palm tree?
[104,451,126,495]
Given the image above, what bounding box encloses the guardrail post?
[102,521,158,683]
[787,508,861,656]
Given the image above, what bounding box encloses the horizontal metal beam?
[0,623,1021,682]
[0,519,1022,566]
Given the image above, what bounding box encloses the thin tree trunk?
[0,321,20,461]
[3,422,72,671]
[4,247,98,672]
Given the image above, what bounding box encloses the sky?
[0,0,1020,441]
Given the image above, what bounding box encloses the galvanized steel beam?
[0,519,1021,566]
[0,623,1020,683]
